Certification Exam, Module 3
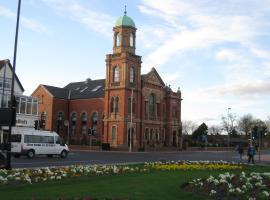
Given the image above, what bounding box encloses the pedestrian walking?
[237,144,244,162]
[247,144,255,164]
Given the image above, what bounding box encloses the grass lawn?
[0,165,269,200]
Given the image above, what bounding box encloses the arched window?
[130,33,134,47]
[112,126,117,140]
[116,33,120,46]
[113,66,119,82]
[81,112,87,135]
[155,129,159,140]
[130,67,134,83]
[115,97,119,113]
[70,112,77,135]
[150,129,154,140]
[128,97,135,114]
[92,112,98,134]
[56,111,64,134]
[110,97,114,113]
[149,93,156,120]
[145,128,149,140]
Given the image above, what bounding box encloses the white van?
[9,127,69,158]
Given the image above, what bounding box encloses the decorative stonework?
[146,72,163,86]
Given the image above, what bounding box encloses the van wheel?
[60,150,68,158]
[27,150,35,159]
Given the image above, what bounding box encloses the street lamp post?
[129,88,134,153]
[227,108,231,151]
[6,0,21,170]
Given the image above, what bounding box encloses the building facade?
[32,13,182,150]
[0,59,38,128]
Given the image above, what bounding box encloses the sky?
[0,0,270,126]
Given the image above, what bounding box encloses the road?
[11,150,270,168]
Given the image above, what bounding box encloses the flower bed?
[185,171,270,200]
[0,165,147,185]
[0,161,244,185]
[144,160,243,171]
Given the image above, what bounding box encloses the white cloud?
[263,62,270,75]
[160,72,180,83]
[0,5,48,33]
[199,80,270,97]
[215,49,241,62]
[251,48,270,59]
[138,0,267,70]
[41,0,114,36]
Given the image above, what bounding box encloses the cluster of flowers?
[0,165,148,185]
[189,172,270,200]
[144,160,243,171]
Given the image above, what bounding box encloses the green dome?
[115,15,136,28]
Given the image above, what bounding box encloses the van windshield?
[55,136,61,144]
[11,134,21,142]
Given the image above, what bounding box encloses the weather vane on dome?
[124,5,127,15]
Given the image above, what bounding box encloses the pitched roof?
[142,67,165,86]
[42,78,105,100]
[65,79,105,99]
[0,59,25,92]
[43,85,70,99]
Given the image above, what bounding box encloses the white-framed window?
[130,33,134,47]
[92,112,98,133]
[113,66,119,82]
[81,112,88,135]
[130,67,134,83]
[116,33,120,46]
[110,97,114,113]
[70,112,77,135]
[0,77,11,90]
[149,93,156,120]
[115,97,119,113]
[112,126,117,140]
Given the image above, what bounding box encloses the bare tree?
[180,120,197,150]
[182,120,197,135]
[221,113,237,135]
[237,114,254,136]
[208,125,222,135]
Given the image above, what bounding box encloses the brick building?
[32,12,182,150]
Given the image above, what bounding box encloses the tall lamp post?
[129,88,134,153]
[6,0,21,170]
[227,107,231,151]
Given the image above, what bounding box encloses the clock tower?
[103,10,142,149]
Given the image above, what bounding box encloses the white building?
[0,59,38,127]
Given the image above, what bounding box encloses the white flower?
[262,191,270,197]
[210,190,216,195]
[235,187,243,193]
[229,188,235,193]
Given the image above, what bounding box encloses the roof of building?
[42,79,105,100]
[43,85,70,99]
[65,79,105,99]
[0,59,25,92]
[141,67,165,86]
[115,13,136,28]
